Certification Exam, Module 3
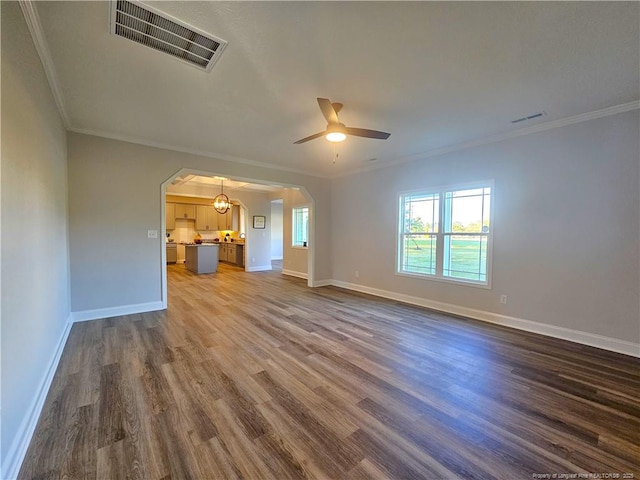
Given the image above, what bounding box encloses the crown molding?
[16,0,638,181]
[69,101,639,182]
[68,127,331,179]
[335,100,640,178]
[19,0,70,128]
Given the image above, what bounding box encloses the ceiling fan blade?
[345,127,391,140]
[293,131,327,144]
[317,98,339,124]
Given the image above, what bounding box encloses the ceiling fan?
[294,98,390,144]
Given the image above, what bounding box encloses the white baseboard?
[2,317,73,480]
[271,257,283,261]
[70,301,165,323]
[246,265,273,272]
[310,279,332,287]
[282,269,308,280]
[330,280,640,358]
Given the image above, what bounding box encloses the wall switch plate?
[148,230,158,238]
[500,294,508,304]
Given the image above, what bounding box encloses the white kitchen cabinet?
[175,204,196,220]
[166,203,176,230]
[196,205,218,231]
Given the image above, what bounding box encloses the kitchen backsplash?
[168,219,238,243]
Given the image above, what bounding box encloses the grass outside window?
[398,184,492,286]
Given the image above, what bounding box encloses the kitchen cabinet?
[166,203,176,230]
[219,243,233,262]
[218,210,232,230]
[219,243,244,266]
[218,205,239,230]
[196,205,218,231]
[175,204,196,220]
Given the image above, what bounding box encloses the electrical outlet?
[500,294,508,305]
[355,270,359,278]
[147,230,158,239]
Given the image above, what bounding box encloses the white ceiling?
[34,1,639,177]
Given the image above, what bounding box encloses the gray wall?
[67,133,333,312]
[1,2,70,474]
[270,200,283,260]
[331,110,640,343]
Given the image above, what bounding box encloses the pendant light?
[213,178,230,214]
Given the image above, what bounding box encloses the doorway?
[160,169,316,309]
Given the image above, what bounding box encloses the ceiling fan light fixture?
[326,131,346,142]
[294,98,390,145]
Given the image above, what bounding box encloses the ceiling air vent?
[511,111,547,124]
[110,0,227,72]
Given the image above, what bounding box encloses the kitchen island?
[185,244,219,274]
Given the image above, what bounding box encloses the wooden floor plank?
[19,262,640,479]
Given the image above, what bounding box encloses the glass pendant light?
[213,179,230,214]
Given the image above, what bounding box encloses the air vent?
[511,111,547,124]
[110,1,227,72]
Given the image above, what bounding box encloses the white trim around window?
[396,180,494,289]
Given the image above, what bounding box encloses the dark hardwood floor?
[19,263,640,479]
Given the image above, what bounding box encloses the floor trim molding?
[2,317,73,480]
[246,265,273,272]
[330,280,640,358]
[70,301,165,323]
[282,269,308,280]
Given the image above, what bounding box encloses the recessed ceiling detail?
[110,0,227,72]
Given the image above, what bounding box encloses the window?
[292,206,309,247]
[398,183,492,286]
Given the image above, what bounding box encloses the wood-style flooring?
[19,263,640,479]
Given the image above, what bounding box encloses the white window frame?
[292,205,310,249]
[396,181,494,289]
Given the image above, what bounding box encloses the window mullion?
[397,183,492,286]
[435,192,445,277]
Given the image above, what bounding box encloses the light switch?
[148,230,158,239]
